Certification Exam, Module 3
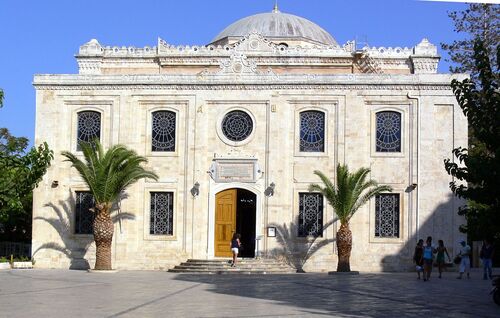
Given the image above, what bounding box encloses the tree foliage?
[0,128,53,241]
[309,165,392,225]
[444,39,500,240]
[441,3,499,81]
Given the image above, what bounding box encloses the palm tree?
[62,141,158,270]
[309,164,392,272]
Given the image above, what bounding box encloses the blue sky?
[0,0,467,145]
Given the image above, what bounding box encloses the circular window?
[221,110,254,142]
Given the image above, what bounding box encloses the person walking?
[423,236,436,281]
[436,240,451,278]
[480,239,495,280]
[457,240,471,279]
[230,233,241,267]
[413,239,424,279]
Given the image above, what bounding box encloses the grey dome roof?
[212,11,337,46]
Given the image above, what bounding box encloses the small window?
[298,193,323,237]
[376,111,401,152]
[150,192,174,235]
[375,194,400,238]
[75,191,94,234]
[77,111,101,151]
[152,111,176,152]
[221,110,253,142]
[299,111,325,152]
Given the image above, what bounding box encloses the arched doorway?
[214,188,256,258]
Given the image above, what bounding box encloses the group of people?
[413,236,495,281]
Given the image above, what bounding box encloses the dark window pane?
[300,111,325,152]
[77,111,101,151]
[75,191,94,234]
[150,192,174,235]
[298,193,323,237]
[375,194,400,238]
[152,111,176,152]
[376,111,401,152]
[221,110,253,142]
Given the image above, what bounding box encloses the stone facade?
[32,13,467,271]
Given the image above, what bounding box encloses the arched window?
[77,111,101,150]
[152,111,176,152]
[376,111,401,152]
[300,111,325,152]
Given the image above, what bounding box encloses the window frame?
[297,192,324,238]
[370,107,406,158]
[149,191,175,236]
[73,190,95,236]
[151,110,177,153]
[369,190,405,243]
[216,107,256,147]
[143,187,178,241]
[298,110,326,153]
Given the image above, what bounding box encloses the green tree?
[0,88,3,107]
[444,39,500,240]
[309,164,392,272]
[0,128,53,242]
[62,141,158,270]
[441,3,499,81]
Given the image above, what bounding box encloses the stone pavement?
[0,269,498,317]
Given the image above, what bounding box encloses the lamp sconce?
[410,183,417,190]
[190,182,200,197]
[51,180,59,188]
[264,182,275,197]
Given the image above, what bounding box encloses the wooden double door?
[214,189,256,257]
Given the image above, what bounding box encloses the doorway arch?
[208,184,262,258]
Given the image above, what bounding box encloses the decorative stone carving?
[78,39,103,56]
[208,153,262,183]
[413,38,438,56]
[410,38,439,74]
[219,52,258,75]
[77,58,102,75]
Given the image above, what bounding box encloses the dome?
[211,9,337,46]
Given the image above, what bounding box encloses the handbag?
[453,255,461,265]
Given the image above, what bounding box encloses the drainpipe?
[407,93,420,239]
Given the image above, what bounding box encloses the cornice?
[33,73,463,91]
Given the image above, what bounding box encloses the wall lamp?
[51,180,59,188]
[264,182,275,197]
[190,182,200,197]
[410,183,418,190]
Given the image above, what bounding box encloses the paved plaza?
[0,269,498,317]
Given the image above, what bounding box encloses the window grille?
[298,193,323,237]
[221,110,253,142]
[150,192,174,235]
[75,191,94,234]
[77,111,101,150]
[376,111,401,152]
[375,194,400,238]
[152,111,176,152]
[300,111,325,152]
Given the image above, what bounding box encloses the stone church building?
[32,7,467,271]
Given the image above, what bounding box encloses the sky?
[0,0,468,146]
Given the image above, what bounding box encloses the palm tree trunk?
[93,208,114,270]
[336,223,352,272]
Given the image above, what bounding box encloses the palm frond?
[310,163,392,225]
[61,140,159,210]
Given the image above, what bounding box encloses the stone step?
[179,262,290,268]
[168,268,295,274]
[169,258,295,274]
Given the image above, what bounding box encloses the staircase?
[168,258,295,274]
